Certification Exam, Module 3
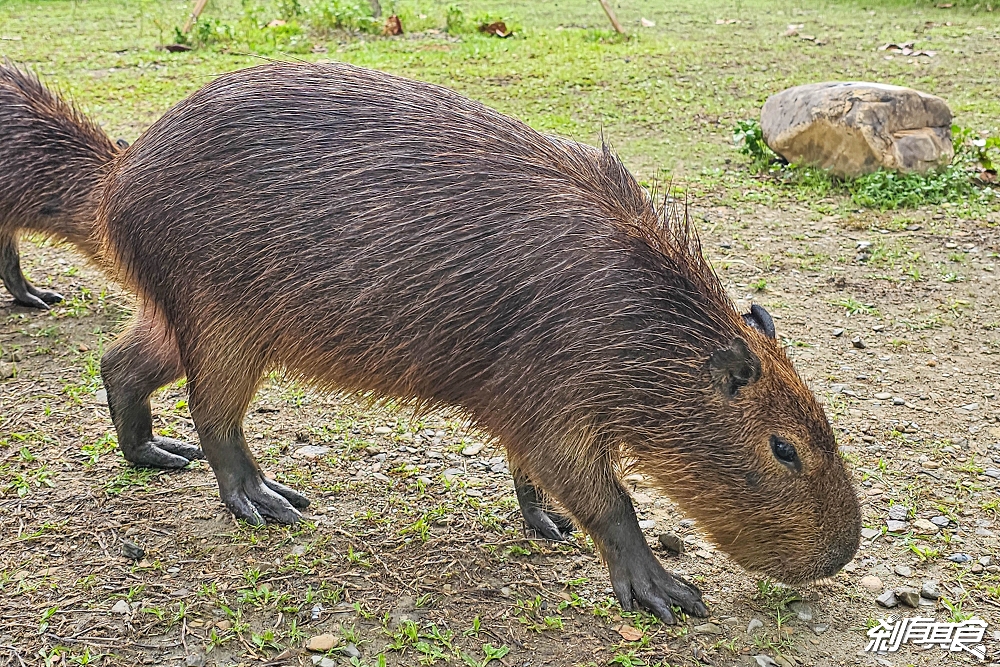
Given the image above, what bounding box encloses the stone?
[185,655,206,667]
[920,581,940,600]
[852,336,866,349]
[461,442,484,456]
[637,520,656,530]
[753,656,779,667]
[0,362,14,379]
[292,445,330,460]
[342,644,361,659]
[761,82,953,178]
[788,601,813,622]
[694,622,722,635]
[320,659,337,667]
[896,588,920,608]
[885,520,907,532]
[861,527,881,540]
[658,533,684,555]
[747,618,764,633]
[912,518,938,534]
[887,505,909,521]
[373,426,393,435]
[121,539,145,561]
[948,553,972,563]
[94,389,108,404]
[111,599,131,615]
[893,565,912,577]
[306,634,340,652]
[810,623,830,635]
[876,590,898,608]
[874,392,892,400]
[859,575,883,591]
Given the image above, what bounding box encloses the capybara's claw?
[12,291,51,310]
[125,436,203,469]
[224,476,307,526]
[521,505,574,540]
[30,285,63,304]
[610,560,708,624]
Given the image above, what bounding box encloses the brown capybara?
[0,61,126,309]
[96,62,861,622]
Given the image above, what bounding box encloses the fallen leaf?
[936,3,953,7]
[799,34,816,41]
[266,19,286,27]
[0,35,22,41]
[783,23,804,36]
[715,18,738,25]
[478,21,511,38]
[640,18,655,28]
[164,43,193,52]
[383,14,402,36]
[618,624,644,641]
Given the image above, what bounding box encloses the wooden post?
[598,0,625,35]
[182,0,211,34]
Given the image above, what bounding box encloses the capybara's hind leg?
[186,368,309,525]
[512,467,575,540]
[514,444,707,624]
[101,311,203,468]
[0,230,63,309]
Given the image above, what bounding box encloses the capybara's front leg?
[101,312,203,468]
[590,487,708,623]
[512,466,575,540]
[513,445,708,623]
[0,230,63,309]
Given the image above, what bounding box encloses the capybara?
[0,61,126,309]
[96,62,861,622]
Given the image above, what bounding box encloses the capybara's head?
[632,305,861,584]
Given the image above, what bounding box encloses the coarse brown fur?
[0,60,121,309]
[96,61,861,620]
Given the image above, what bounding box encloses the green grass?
[2,0,999,200]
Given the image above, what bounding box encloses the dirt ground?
[1,195,998,667]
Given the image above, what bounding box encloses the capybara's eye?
[770,435,801,472]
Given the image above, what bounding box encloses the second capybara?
[0,61,125,309]
[96,61,861,622]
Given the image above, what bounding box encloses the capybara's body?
[0,62,121,309]
[98,62,860,621]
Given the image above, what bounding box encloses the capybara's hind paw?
[521,505,575,541]
[30,285,64,305]
[611,560,708,624]
[224,476,310,526]
[125,436,204,469]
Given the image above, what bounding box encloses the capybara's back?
[0,61,120,308]
[98,62,860,622]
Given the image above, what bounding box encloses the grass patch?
[734,119,1000,210]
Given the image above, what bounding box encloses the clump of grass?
[309,0,381,35]
[733,119,999,210]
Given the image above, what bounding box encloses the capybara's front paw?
[610,557,709,623]
[124,436,204,469]
[222,476,310,526]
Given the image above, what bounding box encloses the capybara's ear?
[708,337,761,399]
[742,303,776,339]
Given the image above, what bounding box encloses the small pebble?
[658,533,684,554]
[747,618,764,633]
[874,392,892,400]
[111,599,131,615]
[896,588,920,608]
[94,388,108,404]
[121,539,145,561]
[852,336,866,349]
[292,445,330,460]
[929,516,950,527]
[342,644,361,659]
[887,506,908,521]
[861,527,880,540]
[306,634,339,652]
[876,590,898,608]
[832,328,844,337]
[373,426,393,435]
[753,656,778,667]
[637,519,656,530]
[920,581,940,600]
[912,518,938,534]
[694,622,722,635]
[184,656,206,667]
[893,565,912,577]
[948,553,973,563]
[461,442,484,456]
[859,575,882,591]
[885,520,907,532]
[810,623,830,635]
[788,601,812,622]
